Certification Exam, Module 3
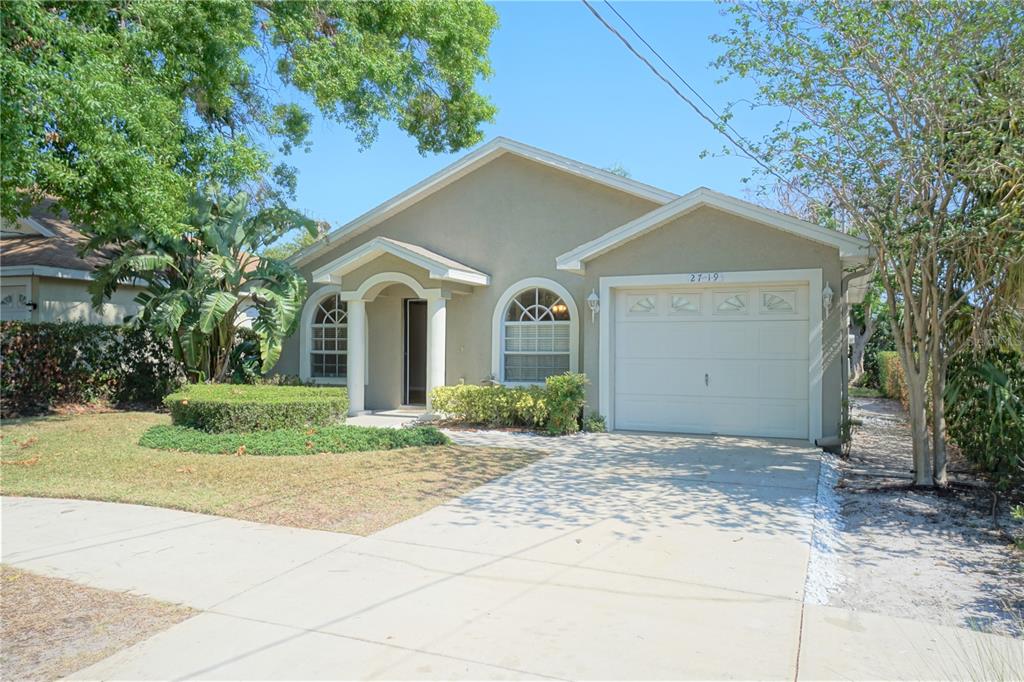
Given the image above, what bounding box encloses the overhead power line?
[580,0,788,186]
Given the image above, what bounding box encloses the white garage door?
[613,284,810,438]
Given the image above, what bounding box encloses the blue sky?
[284,1,773,228]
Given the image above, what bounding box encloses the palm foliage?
[90,186,315,381]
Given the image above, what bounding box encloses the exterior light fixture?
[587,289,600,322]
[822,282,834,315]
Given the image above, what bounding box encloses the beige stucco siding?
[33,277,142,325]
[280,153,660,397]
[284,154,845,437]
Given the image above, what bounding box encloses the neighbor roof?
[556,187,873,274]
[290,137,679,267]
[0,199,113,277]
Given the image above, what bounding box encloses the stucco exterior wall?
[27,277,141,325]
[283,153,846,438]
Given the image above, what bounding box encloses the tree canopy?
[714,0,1024,485]
[1,0,498,240]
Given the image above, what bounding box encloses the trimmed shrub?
[946,349,1023,499]
[582,411,607,433]
[544,372,587,435]
[429,383,548,427]
[0,322,182,417]
[429,372,590,435]
[165,384,348,432]
[140,423,449,456]
[877,351,909,407]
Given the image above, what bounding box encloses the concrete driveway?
[2,432,1016,680]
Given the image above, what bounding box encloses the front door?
[404,299,427,405]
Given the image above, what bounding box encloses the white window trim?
[491,277,579,386]
[598,268,824,442]
[299,286,367,385]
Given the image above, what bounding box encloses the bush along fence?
[874,346,1023,504]
[945,349,1023,509]
[0,322,183,417]
[876,350,908,407]
[429,372,590,435]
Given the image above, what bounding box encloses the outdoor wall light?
[822,282,834,315]
[587,289,600,322]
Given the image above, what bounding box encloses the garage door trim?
[598,268,823,441]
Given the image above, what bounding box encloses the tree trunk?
[900,345,933,486]
[849,304,876,384]
[931,359,949,486]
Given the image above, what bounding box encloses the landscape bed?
[141,423,449,456]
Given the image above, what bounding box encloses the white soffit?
[311,236,490,286]
[291,137,678,267]
[557,187,873,274]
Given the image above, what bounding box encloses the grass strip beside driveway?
[1,412,542,535]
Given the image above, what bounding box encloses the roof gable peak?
[291,137,677,266]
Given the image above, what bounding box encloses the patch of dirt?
[829,398,1024,637]
[0,565,194,681]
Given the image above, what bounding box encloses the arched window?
[501,286,573,383]
[311,294,347,378]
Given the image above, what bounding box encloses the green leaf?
[198,291,238,333]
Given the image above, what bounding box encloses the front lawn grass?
[0,412,542,535]
[141,423,449,456]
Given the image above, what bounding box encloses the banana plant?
[89,185,316,382]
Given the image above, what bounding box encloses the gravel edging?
[803,450,846,605]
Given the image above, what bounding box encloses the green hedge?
[165,384,348,432]
[429,372,589,435]
[876,351,908,407]
[946,349,1023,495]
[0,321,183,417]
[140,423,449,456]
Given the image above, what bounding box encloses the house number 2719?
[687,272,723,283]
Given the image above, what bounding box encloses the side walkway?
[2,431,1020,680]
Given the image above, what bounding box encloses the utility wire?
[581,0,788,186]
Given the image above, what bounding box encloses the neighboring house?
[280,137,872,442]
[0,200,142,324]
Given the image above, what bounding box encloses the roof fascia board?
[291,137,678,267]
[1,265,94,281]
[311,237,490,287]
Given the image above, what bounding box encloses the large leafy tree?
[90,185,316,382]
[1,0,498,239]
[714,1,1024,486]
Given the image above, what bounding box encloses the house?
[0,200,142,324]
[279,138,872,442]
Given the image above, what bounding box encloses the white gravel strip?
[803,451,846,605]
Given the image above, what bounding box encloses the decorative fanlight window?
[503,287,572,383]
[310,294,347,378]
[715,293,748,313]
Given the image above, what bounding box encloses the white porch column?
[425,296,447,410]
[347,299,366,416]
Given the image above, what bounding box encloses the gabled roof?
[291,137,678,267]
[312,236,490,286]
[0,199,115,277]
[556,187,872,274]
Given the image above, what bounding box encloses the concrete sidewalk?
[2,431,1020,680]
